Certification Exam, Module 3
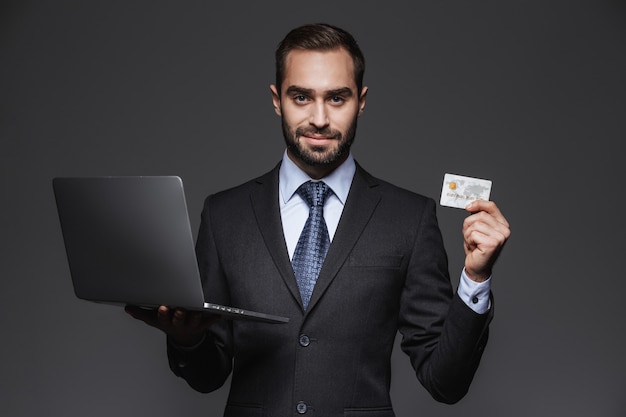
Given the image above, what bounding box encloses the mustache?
[295,127,342,140]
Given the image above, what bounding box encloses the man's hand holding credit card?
[437,172,510,283]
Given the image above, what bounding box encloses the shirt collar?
[279,149,356,205]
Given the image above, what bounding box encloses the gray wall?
[2,1,624,415]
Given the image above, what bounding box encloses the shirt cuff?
[458,268,491,314]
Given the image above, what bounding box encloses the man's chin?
[297,146,341,165]
[287,138,351,168]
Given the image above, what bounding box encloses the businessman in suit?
[127,23,510,416]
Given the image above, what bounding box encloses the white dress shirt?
[278,150,491,314]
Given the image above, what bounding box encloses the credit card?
[440,173,492,209]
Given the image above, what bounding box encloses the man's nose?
[309,102,329,128]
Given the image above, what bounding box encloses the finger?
[464,210,510,241]
[463,210,509,253]
[464,199,494,214]
[188,311,203,328]
[172,308,188,327]
[465,227,505,252]
[155,305,171,327]
[464,225,508,260]
[464,214,509,241]
[186,311,219,329]
[126,305,169,329]
[125,304,152,320]
[124,304,141,318]
[465,200,509,228]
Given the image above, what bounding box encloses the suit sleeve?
[398,198,492,404]
[166,195,234,393]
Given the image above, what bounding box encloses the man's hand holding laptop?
[125,305,219,347]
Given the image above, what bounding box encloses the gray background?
[1,1,624,416]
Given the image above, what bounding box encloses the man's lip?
[302,135,334,141]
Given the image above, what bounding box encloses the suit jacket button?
[299,334,310,347]
[296,401,308,414]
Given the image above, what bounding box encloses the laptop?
[52,176,289,324]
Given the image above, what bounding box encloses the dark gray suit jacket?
[167,162,492,417]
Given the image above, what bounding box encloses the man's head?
[270,23,368,179]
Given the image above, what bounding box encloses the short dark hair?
[275,23,366,95]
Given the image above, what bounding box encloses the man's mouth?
[297,129,340,143]
[300,135,336,147]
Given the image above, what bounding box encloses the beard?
[281,116,358,167]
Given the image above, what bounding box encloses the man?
[127,23,510,416]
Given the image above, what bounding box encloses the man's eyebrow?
[285,86,314,96]
[284,86,354,98]
[325,87,353,98]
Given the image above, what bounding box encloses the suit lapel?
[250,164,303,306]
[250,162,382,314]
[306,164,381,313]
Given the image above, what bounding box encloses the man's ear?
[270,84,282,116]
[358,86,368,116]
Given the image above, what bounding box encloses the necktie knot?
[296,181,332,208]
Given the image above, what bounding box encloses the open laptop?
[52,176,289,324]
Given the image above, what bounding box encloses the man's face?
[271,48,367,177]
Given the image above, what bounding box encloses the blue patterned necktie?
[291,181,333,310]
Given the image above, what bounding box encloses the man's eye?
[294,95,307,103]
[330,96,344,104]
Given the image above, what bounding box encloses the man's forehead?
[282,48,357,92]
[284,48,354,69]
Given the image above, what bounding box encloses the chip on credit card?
[440,173,492,209]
